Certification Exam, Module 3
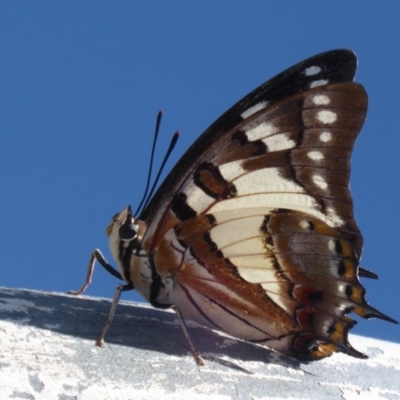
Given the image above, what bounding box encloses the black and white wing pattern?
[96,50,398,361]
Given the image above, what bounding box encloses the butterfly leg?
[68,249,123,295]
[97,283,134,347]
[173,306,205,366]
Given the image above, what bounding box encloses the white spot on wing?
[305,65,322,76]
[317,110,337,124]
[307,151,324,161]
[299,220,310,230]
[226,251,292,313]
[337,303,349,312]
[319,131,332,142]
[183,184,214,214]
[222,167,305,197]
[326,206,343,226]
[212,192,307,212]
[309,79,328,88]
[209,215,266,253]
[215,166,343,228]
[338,283,346,294]
[263,133,296,151]
[312,94,330,105]
[212,167,322,217]
[212,207,274,224]
[223,237,267,257]
[328,239,336,252]
[246,122,277,141]
[261,283,291,312]
[232,255,276,277]
[218,160,244,181]
[312,174,328,189]
[241,101,269,119]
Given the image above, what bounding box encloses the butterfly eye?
[119,223,138,241]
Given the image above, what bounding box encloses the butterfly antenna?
[141,130,180,213]
[134,110,163,217]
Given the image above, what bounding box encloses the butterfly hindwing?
[158,208,366,359]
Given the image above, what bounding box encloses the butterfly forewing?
[140,50,358,232]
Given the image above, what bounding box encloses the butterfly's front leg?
[68,249,123,296]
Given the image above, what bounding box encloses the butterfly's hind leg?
[173,306,205,366]
[96,283,134,347]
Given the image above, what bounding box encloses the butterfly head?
[106,205,147,244]
[105,205,139,241]
[105,205,149,282]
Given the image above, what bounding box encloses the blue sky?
[1,2,399,345]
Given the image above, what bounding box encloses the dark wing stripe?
[194,162,237,199]
[178,282,278,341]
[171,192,197,220]
[177,283,223,330]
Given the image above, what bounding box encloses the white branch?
[1,287,399,400]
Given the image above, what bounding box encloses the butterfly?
[70,49,397,365]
